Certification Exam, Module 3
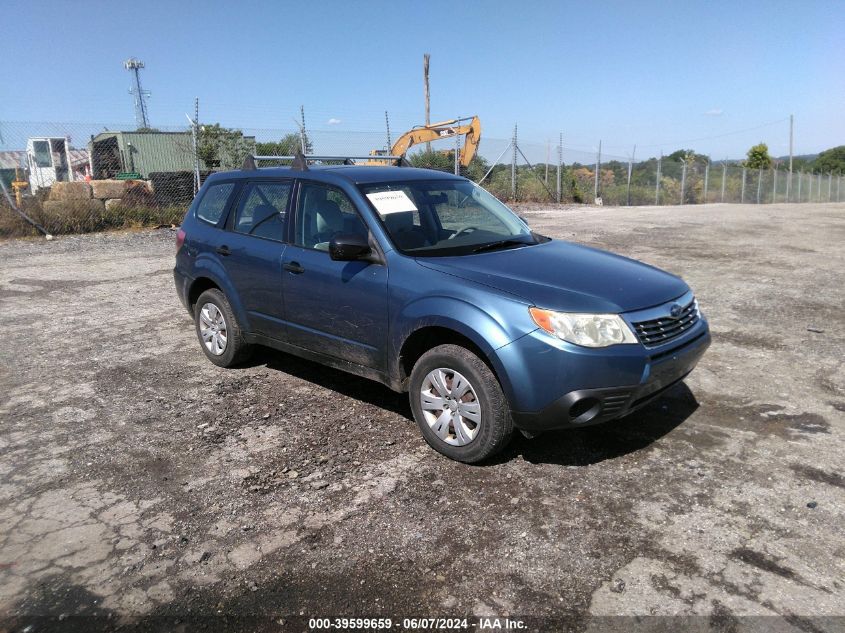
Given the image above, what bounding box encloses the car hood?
[415,239,689,313]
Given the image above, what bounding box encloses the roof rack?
[241,149,407,171]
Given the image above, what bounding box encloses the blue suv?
[174,158,710,463]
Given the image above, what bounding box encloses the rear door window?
[233,181,291,241]
[195,182,235,225]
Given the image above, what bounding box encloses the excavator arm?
[389,116,481,167]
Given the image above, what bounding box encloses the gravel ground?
[0,202,843,632]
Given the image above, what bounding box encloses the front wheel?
[409,344,514,463]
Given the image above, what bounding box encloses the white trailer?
[26,137,73,192]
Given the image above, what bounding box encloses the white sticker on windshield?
[366,190,418,215]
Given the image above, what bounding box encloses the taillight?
[176,228,186,253]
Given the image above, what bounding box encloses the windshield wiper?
[472,238,534,254]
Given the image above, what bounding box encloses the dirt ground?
[1,202,843,632]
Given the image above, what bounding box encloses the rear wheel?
[194,288,252,367]
[409,344,513,463]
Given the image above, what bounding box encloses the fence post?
[655,153,662,205]
[798,170,802,201]
[680,160,687,205]
[511,124,517,200]
[703,160,709,204]
[818,173,822,202]
[556,132,562,204]
[721,161,727,202]
[625,144,635,206]
[772,165,777,203]
[454,127,460,176]
[594,140,601,202]
[299,105,307,154]
[828,172,833,201]
[756,168,763,204]
[741,167,747,203]
[838,174,842,202]
[191,97,200,194]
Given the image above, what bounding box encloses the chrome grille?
[632,298,699,346]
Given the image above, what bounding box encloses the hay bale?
[91,179,128,200]
[49,181,92,201]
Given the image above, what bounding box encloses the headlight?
[529,307,638,347]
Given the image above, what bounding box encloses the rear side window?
[195,182,235,225]
[234,181,291,241]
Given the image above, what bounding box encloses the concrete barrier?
[49,182,92,201]
[91,180,128,200]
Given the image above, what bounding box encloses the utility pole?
[384,111,392,152]
[798,170,803,201]
[423,53,431,153]
[741,167,747,203]
[703,159,709,204]
[556,132,562,204]
[679,159,687,205]
[594,140,601,202]
[626,144,636,206]
[721,160,727,202]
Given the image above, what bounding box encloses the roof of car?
[205,165,465,186]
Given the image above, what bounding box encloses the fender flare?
[390,296,518,400]
[189,256,251,331]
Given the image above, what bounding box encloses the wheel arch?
[394,321,514,403]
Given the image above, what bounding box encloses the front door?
[281,181,388,369]
[219,179,292,341]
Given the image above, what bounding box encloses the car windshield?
[359,179,541,257]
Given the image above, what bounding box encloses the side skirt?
[245,333,403,392]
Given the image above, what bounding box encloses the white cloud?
[704,108,724,116]
[327,118,342,125]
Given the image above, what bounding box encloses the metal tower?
[124,58,151,129]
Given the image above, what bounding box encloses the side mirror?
[329,233,371,261]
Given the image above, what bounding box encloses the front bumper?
[512,329,709,430]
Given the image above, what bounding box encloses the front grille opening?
[568,397,601,424]
[633,298,699,347]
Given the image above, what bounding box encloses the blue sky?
[2,0,843,160]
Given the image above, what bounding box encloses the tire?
[193,288,252,368]
[409,344,514,463]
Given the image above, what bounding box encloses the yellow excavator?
[370,115,481,166]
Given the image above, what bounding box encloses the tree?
[745,143,772,170]
[255,132,313,157]
[197,123,254,170]
[811,145,845,174]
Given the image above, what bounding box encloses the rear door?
[218,179,292,341]
[281,181,388,369]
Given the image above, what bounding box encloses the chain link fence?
[1,119,842,239]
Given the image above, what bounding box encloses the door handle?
[284,261,305,274]
[216,245,231,256]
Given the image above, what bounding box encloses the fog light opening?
[568,397,602,424]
